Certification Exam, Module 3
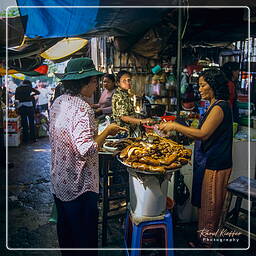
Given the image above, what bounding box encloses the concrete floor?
[0,137,255,256]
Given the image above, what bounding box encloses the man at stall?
[159,68,233,248]
[112,70,152,135]
[49,57,127,255]
[91,73,116,117]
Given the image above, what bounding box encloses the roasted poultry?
[118,133,192,173]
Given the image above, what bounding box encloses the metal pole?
[176,3,182,118]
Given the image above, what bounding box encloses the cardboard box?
[4,120,21,133]
[4,116,20,122]
[3,116,21,133]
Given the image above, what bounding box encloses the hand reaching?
[91,104,98,109]
[158,121,176,133]
[106,123,129,136]
[140,118,154,125]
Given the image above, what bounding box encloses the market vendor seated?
[112,70,152,135]
[91,74,116,117]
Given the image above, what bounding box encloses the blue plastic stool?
[124,211,174,256]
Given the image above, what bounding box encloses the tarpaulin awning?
[16,0,100,38]
[21,64,48,76]
[16,0,167,39]
[0,63,48,76]
[40,38,88,60]
[0,65,18,76]
[10,73,25,80]
[2,0,254,65]
[0,16,25,48]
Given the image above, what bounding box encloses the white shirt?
[37,87,52,105]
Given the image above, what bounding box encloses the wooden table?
[99,150,129,247]
[99,150,113,247]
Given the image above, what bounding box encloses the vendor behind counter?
[112,70,152,135]
[92,73,116,118]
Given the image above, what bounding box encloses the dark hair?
[22,80,32,86]
[199,68,229,100]
[103,73,116,83]
[116,70,132,82]
[62,77,93,96]
[221,62,240,80]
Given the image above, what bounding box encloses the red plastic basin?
[161,115,176,122]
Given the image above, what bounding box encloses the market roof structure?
[0,0,256,72]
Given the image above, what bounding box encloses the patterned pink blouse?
[49,94,99,201]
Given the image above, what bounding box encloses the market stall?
[2,1,256,252]
[3,109,21,147]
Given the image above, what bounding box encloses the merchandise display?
[119,133,192,173]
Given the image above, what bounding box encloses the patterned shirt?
[49,94,99,202]
[112,87,136,130]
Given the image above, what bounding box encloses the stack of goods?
[118,133,192,173]
[4,110,21,147]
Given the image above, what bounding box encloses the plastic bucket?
[128,171,168,217]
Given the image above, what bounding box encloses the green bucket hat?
[60,57,103,81]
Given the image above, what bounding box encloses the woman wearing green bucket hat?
[49,57,127,255]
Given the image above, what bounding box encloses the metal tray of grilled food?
[116,155,180,175]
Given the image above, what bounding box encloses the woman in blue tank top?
[159,68,233,248]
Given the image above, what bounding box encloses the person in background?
[37,80,52,115]
[15,80,40,143]
[91,74,116,117]
[221,61,240,122]
[27,81,37,111]
[112,70,152,135]
[159,68,233,248]
[49,57,127,256]
[51,82,65,105]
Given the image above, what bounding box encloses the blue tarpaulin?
[16,0,167,39]
[16,0,100,38]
